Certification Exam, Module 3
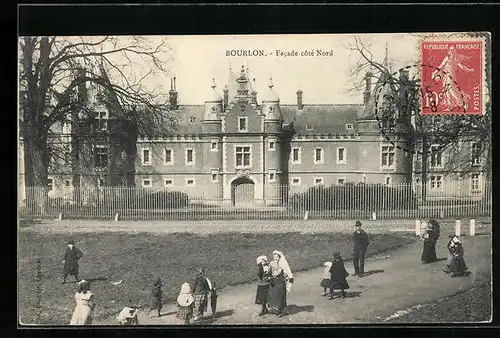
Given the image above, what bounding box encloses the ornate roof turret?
[261,77,280,102]
[205,78,222,102]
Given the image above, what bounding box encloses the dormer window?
[189,116,196,123]
[305,124,313,131]
[96,111,108,131]
[238,117,248,132]
[346,123,354,130]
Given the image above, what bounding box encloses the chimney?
[296,90,303,110]
[251,78,257,104]
[363,72,372,105]
[76,68,88,104]
[399,69,410,82]
[169,76,178,110]
[223,85,229,109]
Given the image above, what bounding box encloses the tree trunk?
[23,130,49,216]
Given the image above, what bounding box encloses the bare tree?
[349,35,491,200]
[19,36,178,209]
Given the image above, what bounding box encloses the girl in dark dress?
[255,255,270,316]
[449,237,468,277]
[62,239,84,284]
[147,277,163,317]
[421,220,439,263]
[444,235,455,273]
[329,252,349,299]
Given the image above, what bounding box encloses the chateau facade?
[19,65,488,206]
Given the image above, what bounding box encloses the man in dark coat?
[61,239,84,284]
[352,220,369,277]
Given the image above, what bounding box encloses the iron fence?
[18,181,492,221]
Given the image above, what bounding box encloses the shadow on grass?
[361,269,384,277]
[195,309,234,324]
[287,304,314,315]
[330,291,362,299]
[87,277,109,283]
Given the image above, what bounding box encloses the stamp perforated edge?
[416,32,489,116]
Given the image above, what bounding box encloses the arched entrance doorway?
[231,177,255,206]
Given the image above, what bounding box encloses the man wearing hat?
[61,239,84,284]
[352,220,369,277]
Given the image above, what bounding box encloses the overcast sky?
[158,33,419,105]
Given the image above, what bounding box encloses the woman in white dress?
[70,280,95,325]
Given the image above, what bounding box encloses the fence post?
[415,219,421,236]
[58,212,63,221]
[439,210,444,219]
[303,210,309,221]
[421,220,427,233]
[114,212,120,222]
[469,219,476,236]
[455,218,461,237]
[372,211,377,221]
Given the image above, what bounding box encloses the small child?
[320,261,332,296]
[176,282,195,324]
[208,280,218,319]
[147,277,163,318]
[329,252,350,299]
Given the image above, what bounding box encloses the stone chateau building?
[18,65,487,207]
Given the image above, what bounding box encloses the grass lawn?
[384,280,492,323]
[18,230,416,325]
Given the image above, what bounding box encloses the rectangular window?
[430,145,443,167]
[337,178,346,185]
[164,179,173,187]
[211,141,219,151]
[47,178,53,191]
[381,145,395,168]
[291,177,301,186]
[314,148,324,164]
[185,148,195,165]
[268,140,276,151]
[211,169,219,183]
[64,180,71,187]
[186,178,195,187]
[235,146,251,167]
[291,147,301,164]
[96,111,108,131]
[314,177,324,186]
[164,149,173,165]
[385,175,392,186]
[336,147,346,164]
[141,148,151,165]
[471,142,481,165]
[346,123,354,130]
[470,173,481,191]
[98,177,105,187]
[429,175,443,190]
[189,116,196,123]
[142,178,152,188]
[238,117,248,132]
[95,145,108,168]
[268,169,277,182]
[305,124,313,131]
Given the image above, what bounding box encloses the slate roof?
[281,104,364,134]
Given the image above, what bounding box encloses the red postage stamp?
[421,40,483,115]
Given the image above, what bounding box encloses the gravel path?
[21,218,491,235]
[95,234,491,325]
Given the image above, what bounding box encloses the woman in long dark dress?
[449,237,468,277]
[329,252,350,299]
[267,250,294,318]
[421,220,439,263]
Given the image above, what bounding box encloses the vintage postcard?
[18,32,491,326]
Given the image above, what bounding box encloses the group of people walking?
[421,219,468,277]
[255,250,294,317]
[63,218,470,325]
